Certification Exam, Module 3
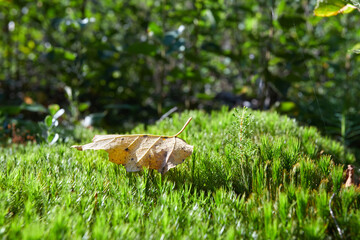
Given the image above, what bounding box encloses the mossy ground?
[0,108,359,239]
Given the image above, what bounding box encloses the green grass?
[1,107,359,239]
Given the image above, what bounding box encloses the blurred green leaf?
[276,0,287,16]
[21,104,47,113]
[45,115,53,128]
[48,104,60,116]
[64,51,76,61]
[148,22,163,36]
[78,102,90,112]
[48,133,59,145]
[277,101,297,112]
[314,0,358,17]
[350,43,360,54]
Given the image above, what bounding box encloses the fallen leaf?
[72,117,193,173]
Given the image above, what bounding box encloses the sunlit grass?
[0,107,359,239]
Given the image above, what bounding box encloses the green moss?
[0,108,358,239]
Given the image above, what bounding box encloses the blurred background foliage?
[0,0,359,153]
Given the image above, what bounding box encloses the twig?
[329,191,343,239]
[158,107,178,122]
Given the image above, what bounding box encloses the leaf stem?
[173,117,192,137]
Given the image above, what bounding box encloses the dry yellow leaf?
[72,118,193,173]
